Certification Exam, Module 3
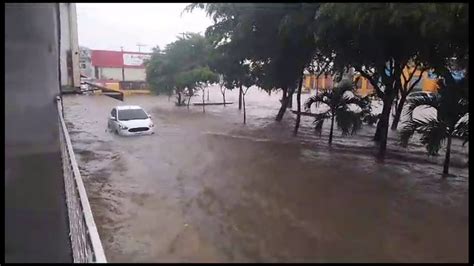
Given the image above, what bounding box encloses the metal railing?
[57,96,107,263]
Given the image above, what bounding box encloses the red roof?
[91,50,151,68]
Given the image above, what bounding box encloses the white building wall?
[124,68,146,81]
[97,67,146,81]
[79,47,94,78]
[99,67,123,80]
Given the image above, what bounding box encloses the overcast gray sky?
[77,3,213,53]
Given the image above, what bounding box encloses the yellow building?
[302,74,334,93]
[303,66,440,97]
[400,66,439,93]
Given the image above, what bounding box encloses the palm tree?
[304,80,370,145]
[400,78,468,176]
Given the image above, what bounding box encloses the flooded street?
[63,88,468,262]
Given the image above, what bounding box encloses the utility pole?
[136,43,147,53]
[120,46,125,81]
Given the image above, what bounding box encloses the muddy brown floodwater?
[64,87,468,263]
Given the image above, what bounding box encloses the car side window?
[111,109,116,119]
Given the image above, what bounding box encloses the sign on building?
[123,53,151,66]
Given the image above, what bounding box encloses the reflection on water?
[63,89,468,263]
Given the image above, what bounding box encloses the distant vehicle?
[80,82,88,91]
[406,91,436,101]
[80,76,92,91]
[107,105,154,136]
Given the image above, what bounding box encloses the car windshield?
[117,109,148,121]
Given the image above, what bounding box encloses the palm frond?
[335,107,362,136]
[419,119,448,156]
[362,113,380,126]
[307,79,367,139]
[454,117,469,145]
[400,119,419,147]
[401,77,469,160]
[404,94,440,121]
[334,79,355,96]
[304,92,329,111]
[341,96,363,106]
[400,117,448,155]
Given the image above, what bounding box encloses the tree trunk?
[238,85,243,110]
[376,95,393,159]
[315,76,318,97]
[374,121,382,141]
[275,87,289,121]
[293,76,303,136]
[374,96,392,142]
[391,95,407,130]
[443,135,452,176]
[287,89,294,109]
[329,113,335,145]
[392,94,398,117]
[222,91,226,106]
[202,89,205,113]
[187,95,191,109]
[243,92,246,124]
[177,92,182,106]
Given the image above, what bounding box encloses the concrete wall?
[59,3,80,87]
[68,3,80,87]
[5,3,72,262]
[59,3,71,86]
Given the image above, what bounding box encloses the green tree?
[392,3,468,130]
[294,54,335,136]
[304,80,370,145]
[145,46,178,101]
[240,62,258,124]
[145,33,217,108]
[203,29,258,123]
[390,61,429,130]
[400,78,468,175]
[313,3,468,159]
[186,3,320,122]
[182,66,219,112]
[207,44,240,107]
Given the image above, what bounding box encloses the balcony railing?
[56,96,107,263]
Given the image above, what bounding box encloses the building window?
[80,63,86,69]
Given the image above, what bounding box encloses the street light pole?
[120,46,125,81]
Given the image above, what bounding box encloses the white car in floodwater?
[108,105,154,136]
